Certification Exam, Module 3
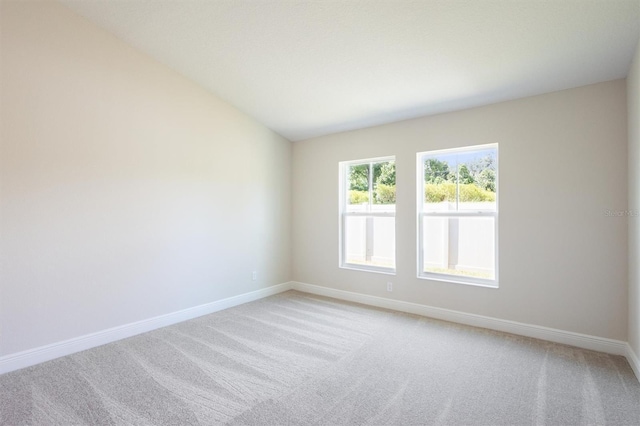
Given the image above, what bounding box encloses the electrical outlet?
[252,271,257,281]
[387,282,393,292]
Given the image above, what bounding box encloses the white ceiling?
[60,0,640,142]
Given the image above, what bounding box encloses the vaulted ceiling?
[60,0,640,141]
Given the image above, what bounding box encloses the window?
[339,157,396,273]
[417,145,498,287]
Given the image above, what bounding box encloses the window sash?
[418,213,498,287]
[341,213,396,273]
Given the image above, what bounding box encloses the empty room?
[1,0,640,424]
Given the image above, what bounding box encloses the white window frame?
[339,156,396,274]
[417,144,498,288]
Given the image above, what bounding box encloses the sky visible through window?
[427,149,496,174]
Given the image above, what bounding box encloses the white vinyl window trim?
[339,156,396,274]
[417,144,498,288]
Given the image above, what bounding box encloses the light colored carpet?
[1,290,639,425]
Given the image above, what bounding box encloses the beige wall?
[293,80,628,340]
[0,1,291,356]
[0,0,633,361]
[629,39,640,358]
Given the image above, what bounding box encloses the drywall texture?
[0,1,291,356]
[293,80,628,341]
[629,39,640,358]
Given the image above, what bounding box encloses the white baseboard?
[626,344,640,381]
[3,281,636,381]
[0,282,293,375]
[291,281,629,357]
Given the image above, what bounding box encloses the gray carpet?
[1,290,639,425]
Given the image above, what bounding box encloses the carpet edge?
[291,282,629,357]
[627,343,640,381]
[0,282,294,375]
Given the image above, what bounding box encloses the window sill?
[340,264,396,275]
[418,273,498,288]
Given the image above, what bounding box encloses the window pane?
[422,215,495,280]
[423,149,496,212]
[372,161,396,210]
[424,154,457,211]
[347,163,369,211]
[457,149,497,211]
[344,215,395,269]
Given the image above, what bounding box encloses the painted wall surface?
[629,38,640,358]
[293,80,628,340]
[0,1,291,356]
